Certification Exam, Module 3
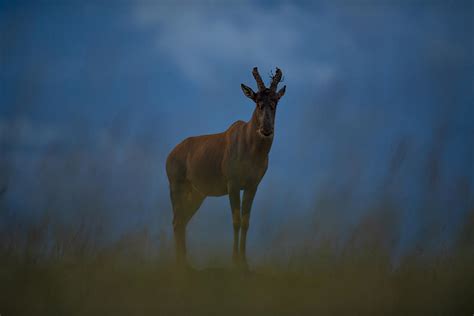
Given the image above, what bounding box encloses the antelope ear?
[277,85,286,99]
[241,84,256,101]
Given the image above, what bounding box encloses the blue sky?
[1,1,473,262]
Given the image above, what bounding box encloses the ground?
[1,253,473,316]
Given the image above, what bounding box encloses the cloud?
[0,118,64,149]
[133,3,338,87]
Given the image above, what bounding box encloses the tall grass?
[0,208,473,315]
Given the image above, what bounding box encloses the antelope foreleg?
[240,187,257,267]
[228,184,241,264]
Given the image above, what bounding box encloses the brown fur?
[166,67,286,268]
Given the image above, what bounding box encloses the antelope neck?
[244,109,273,156]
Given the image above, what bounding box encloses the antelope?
[166,67,286,269]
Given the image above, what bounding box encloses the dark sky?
[1,0,473,263]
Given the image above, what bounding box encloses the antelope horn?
[270,67,283,92]
[252,67,266,91]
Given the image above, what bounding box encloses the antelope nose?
[261,128,273,136]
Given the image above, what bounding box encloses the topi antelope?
[166,67,286,269]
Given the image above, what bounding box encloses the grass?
[1,208,473,315]
[1,249,473,316]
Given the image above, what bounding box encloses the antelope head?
[241,67,286,138]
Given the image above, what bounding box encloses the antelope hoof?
[232,256,240,268]
[241,259,249,271]
[234,258,249,272]
[176,258,194,272]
